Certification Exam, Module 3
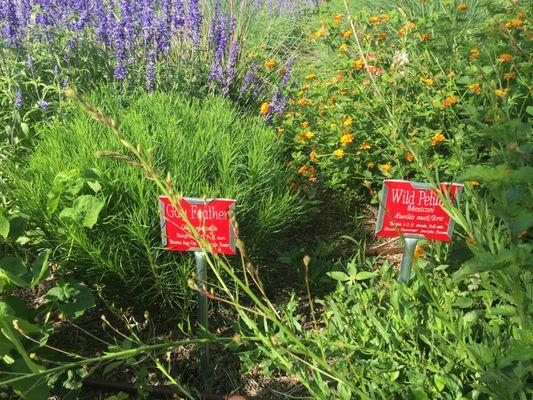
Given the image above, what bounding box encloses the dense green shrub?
[9,91,306,312]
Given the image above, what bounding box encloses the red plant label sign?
[375,180,463,242]
[159,196,236,255]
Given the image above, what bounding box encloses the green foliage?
[282,0,531,205]
[0,216,95,399]
[9,91,306,311]
[233,59,532,397]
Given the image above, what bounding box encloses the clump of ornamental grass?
[8,88,307,313]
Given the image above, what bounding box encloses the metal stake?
[399,238,418,283]
[194,251,209,375]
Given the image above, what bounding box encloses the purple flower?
[267,58,293,120]
[146,50,155,93]
[1,0,21,46]
[186,0,202,48]
[39,100,49,111]
[222,39,239,95]
[14,90,22,109]
[172,0,185,32]
[140,0,154,42]
[241,59,261,95]
[27,55,34,70]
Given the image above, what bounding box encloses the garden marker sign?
[159,196,236,255]
[159,195,237,376]
[375,180,463,282]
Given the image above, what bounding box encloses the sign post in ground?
[159,196,237,375]
[375,180,463,282]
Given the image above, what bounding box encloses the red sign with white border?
[375,180,463,242]
[159,196,237,255]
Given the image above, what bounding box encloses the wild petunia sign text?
[159,196,237,255]
[375,180,463,242]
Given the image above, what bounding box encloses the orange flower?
[441,95,457,108]
[342,117,353,126]
[341,29,352,39]
[340,133,354,146]
[379,163,392,173]
[468,181,480,186]
[398,28,406,36]
[297,98,311,106]
[328,97,337,103]
[498,53,513,62]
[315,27,326,37]
[413,245,425,260]
[458,3,469,10]
[406,152,414,162]
[377,32,388,40]
[307,166,316,180]
[333,14,342,24]
[511,19,523,27]
[310,150,317,162]
[503,72,516,81]
[468,82,481,94]
[339,44,348,52]
[333,149,344,158]
[354,59,364,69]
[369,16,380,24]
[420,76,434,86]
[421,33,432,40]
[298,165,308,175]
[367,162,375,168]
[517,12,525,19]
[260,102,270,116]
[297,132,315,141]
[431,132,445,146]
[305,73,317,80]
[406,22,415,29]
[359,142,371,150]
[495,88,509,97]
[469,48,480,58]
[264,59,276,68]
[301,121,309,128]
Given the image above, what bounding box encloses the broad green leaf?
[9,358,51,400]
[46,191,61,216]
[454,297,474,308]
[45,281,95,319]
[87,180,102,193]
[59,195,104,229]
[0,257,30,289]
[30,250,51,289]
[0,302,42,374]
[0,210,9,239]
[490,305,516,316]
[355,271,378,280]
[434,374,445,392]
[410,386,429,400]
[453,250,512,281]
[7,216,27,240]
[20,122,29,136]
[53,170,85,196]
[327,271,350,281]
